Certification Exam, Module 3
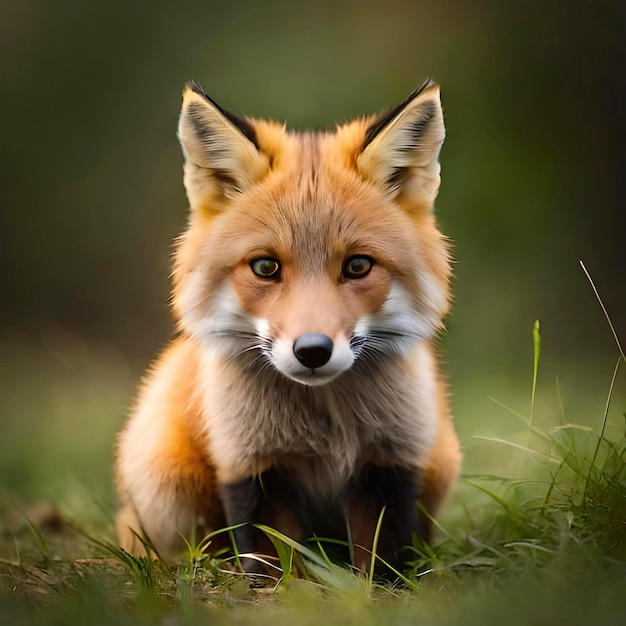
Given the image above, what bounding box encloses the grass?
[1,308,625,624]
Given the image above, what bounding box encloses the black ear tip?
[186,80,207,97]
[362,78,441,150]
[180,81,259,149]
[408,78,438,100]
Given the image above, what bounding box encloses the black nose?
[293,333,334,369]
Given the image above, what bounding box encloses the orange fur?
[116,80,461,571]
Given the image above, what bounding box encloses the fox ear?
[178,81,269,211]
[357,80,445,207]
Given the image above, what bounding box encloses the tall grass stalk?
[580,260,626,364]
[582,356,620,503]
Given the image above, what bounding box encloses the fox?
[115,79,461,575]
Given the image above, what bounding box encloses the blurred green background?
[1,0,624,514]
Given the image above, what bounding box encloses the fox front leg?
[219,477,268,576]
[347,464,426,574]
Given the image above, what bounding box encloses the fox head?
[173,80,451,386]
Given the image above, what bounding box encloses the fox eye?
[250,258,281,279]
[343,255,373,279]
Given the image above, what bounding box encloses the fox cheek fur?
[115,79,461,575]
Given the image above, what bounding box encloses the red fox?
[116,79,461,574]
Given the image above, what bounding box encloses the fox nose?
[293,333,334,369]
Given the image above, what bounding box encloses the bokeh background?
[1,0,624,519]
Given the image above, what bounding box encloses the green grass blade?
[465,480,524,519]
[529,320,541,446]
[473,436,560,462]
[368,553,418,590]
[265,536,294,583]
[255,524,332,570]
[417,502,460,544]
[549,424,593,433]
[542,456,568,511]
[310,536,336,567]
[367,506,385,598]
[486,396,551,442]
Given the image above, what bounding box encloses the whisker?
[351,327,419,363]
